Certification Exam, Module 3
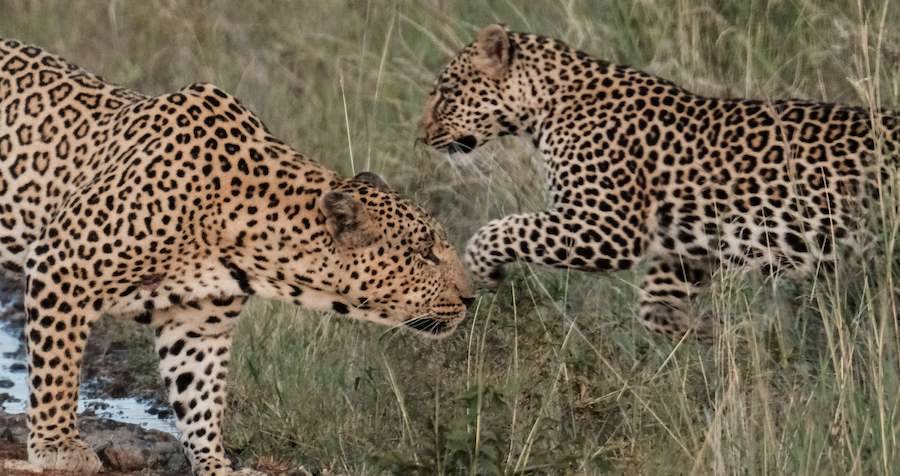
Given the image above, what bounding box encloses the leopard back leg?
[638,255,719,339]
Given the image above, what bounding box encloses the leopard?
[0,38,474,475]
[417,23,900,339]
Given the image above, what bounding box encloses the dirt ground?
[0,411,187,475]
[0,444,175,476]
[0,282,301,476]
[0,278,168,406]
[0,279,188,475]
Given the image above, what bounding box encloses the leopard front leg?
[465,210,644,286]
[152,296,262,476]
[638,255,719,340]
[24,273,103,473]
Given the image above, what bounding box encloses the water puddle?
[0,310,176,435]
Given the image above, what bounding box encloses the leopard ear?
[353,171,389,191]
[474,23,511,80]
[321,192,378,247]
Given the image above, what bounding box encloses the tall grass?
[2,0,899,474]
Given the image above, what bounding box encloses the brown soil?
[0,412,186,475]
[0,279,186,475]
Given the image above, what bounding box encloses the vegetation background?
[2,0,900,474]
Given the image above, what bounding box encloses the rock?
[0,379,14,389]
[0,411,188,474]
[86,400,110,411]
[98,445,145,470]
[80,415,187,473]
[1,459,43,473]
[0,413,28,443]
[0,306,25,326]
[147,403,173,420]
[0,393,21,406]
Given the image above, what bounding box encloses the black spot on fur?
[175,372,194,393]
[219,257,254,294]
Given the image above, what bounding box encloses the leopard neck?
[507,32,691,156]
[206,139,344,296]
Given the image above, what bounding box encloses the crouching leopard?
[418,24,899,339]
[0,39,473,475]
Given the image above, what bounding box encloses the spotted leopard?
[0,39,473,475]
[418,24,899,338]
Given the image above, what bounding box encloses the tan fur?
[0,38,473,475]
[419,26,899,339]
[473,24,511,80]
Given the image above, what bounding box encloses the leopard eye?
[423,248,441,265]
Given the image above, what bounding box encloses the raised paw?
[465,255,505,289]
[482,266,506,289]
[28,437,102,474]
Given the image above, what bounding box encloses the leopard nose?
[461,296,476,307]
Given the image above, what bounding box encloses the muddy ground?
[0,280,306,475]
[0,279,190,475]
[0,412,187,475]
[0,278,169,410]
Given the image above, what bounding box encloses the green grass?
[3,0,900,474]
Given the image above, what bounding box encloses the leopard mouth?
[403,315,460,337]
[444,135,478,154]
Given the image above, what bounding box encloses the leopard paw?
[28,437,102,474]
